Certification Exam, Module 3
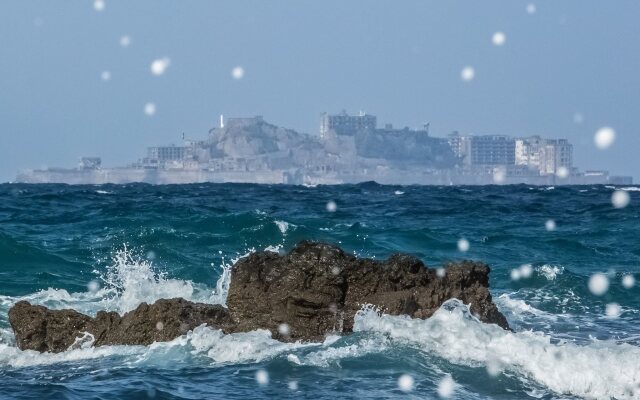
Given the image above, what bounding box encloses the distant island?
[16,111,632,185]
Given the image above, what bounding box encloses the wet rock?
[9,298,234,353]
[226,241,509,341]
[9,241,508,353]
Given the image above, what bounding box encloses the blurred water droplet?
[605,303,621,318]
[457,238,470,252]
[144,102,156,116]
[437,375,455,398]
[589,273,609,296]
[120,35,131,47]
[94,0,105,12]
[492,31,506,46]
[594,127,615,150]
[232,66,245,80]
[622,274,635,289]
[255,369,269,386]
[150,58,171,76]
[460,66,475,82]
[545,219,556,231]
[398,374,414,392]
[611,190,630,209]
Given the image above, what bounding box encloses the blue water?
[0,183,638,399]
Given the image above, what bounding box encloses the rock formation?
[226,241,508,341]
[9,241,508,353]
[9,298,234,353]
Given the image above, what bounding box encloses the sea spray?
[354,299,640,399]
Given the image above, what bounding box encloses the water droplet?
[278,323,290,336]
[326,200,337,212]
[510,268,521,281]
[611,190,630,209]
[94,0,105,12]
[492,31,506,46]
[288,381,298,391]
[594,127,615,150]
[493,168,506,184]
[144,102,156,116]
[255,369,269,386]
[519,264,533,279]
[545,219,556,231]
[437,375,455,398]
[436,268,446,278]
[526,3,536,14]
[232,66,245,80]
[398,374,414,392]
[150,58,171,76]
[605,303,621,318]
[457,238,470,252]
[622,274,635,289]
[556,166,569,179]
[120,35,131,48]
[460,66,475,82]
[100,71,111,81]
[156,321,164,331]
[87,280,100,293]
[589,273,609,296]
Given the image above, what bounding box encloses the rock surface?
[9,241,508,353]
[9,298,234,353]
[227,241,508,341]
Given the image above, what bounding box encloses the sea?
[0,183,638,399]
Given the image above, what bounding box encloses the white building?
[515,136,573,175]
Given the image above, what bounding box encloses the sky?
[1,0,639,182]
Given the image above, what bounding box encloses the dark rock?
[9,298,234,353]
[8,301,94,353]
[226,241,509,341]
[9,241,508,353]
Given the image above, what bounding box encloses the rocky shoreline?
[9,241,508,353]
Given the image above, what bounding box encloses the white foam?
[496,294,555,320]
[290,336,389,367]
[274,220,290,235]
[536,264,563,281]
[353,300,640,399]
[0,342,145,368]
[100,247,195,313]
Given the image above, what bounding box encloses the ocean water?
[0,183,638,399]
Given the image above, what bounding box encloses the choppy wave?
[1,183,640,399]
[2,258,639,400]
[355,300,640,399]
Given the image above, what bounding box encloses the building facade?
[320,111,377,137]
[515,136,573,175]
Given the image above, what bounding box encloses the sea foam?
[354,299,640,399]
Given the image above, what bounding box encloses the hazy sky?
[1,1,639,182]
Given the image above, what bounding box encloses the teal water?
[0,183,638,399]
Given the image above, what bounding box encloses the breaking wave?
[1,245,639,399]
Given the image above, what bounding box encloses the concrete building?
[448,132,472,165]
[448,134,516,166]
[147,145,189,162]
[515,136,573,176]
[320,110,377,137]
[469,135,516,165]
